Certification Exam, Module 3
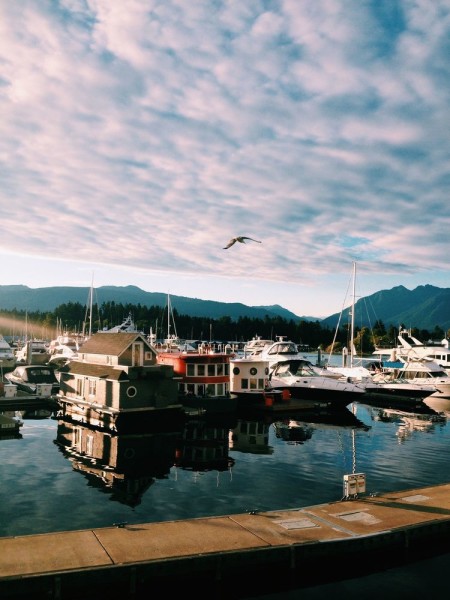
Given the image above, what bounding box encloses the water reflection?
[2,394,450,539]
[54,418,180,507]
[230,418,273,455]
[364,404,446,443]
[174,414,236,472]
[272,406,369,445]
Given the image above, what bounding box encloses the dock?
[2,482,450,598]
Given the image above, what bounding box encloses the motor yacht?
[0,335,16,371]
[373,328,450,373]
[373,358,450,400]
[268,358,366,408]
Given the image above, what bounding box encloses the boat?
[373,328,450,373]
[267,358,366,408]
[4,364,60,396]
[229,356,285,408]
[326,262,436,405]
[47,329,86,367]
[0,335,16,371]
[104,312,142,333]
[150,295,197,352]
[372,357,450,399]
[0,413,23,438]
[56,331,185,433]
[15,339,51,365]
[243,335,273,355]
[244,335,321,373]
[156,345,238,415]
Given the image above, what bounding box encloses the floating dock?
[2,482,450,598]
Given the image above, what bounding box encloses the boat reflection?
[54,418,181,507]
[362,401,446,443]
[174,414,237,472]
[272,405,369,445]
[229,418,273,455]
[424,396,450,418]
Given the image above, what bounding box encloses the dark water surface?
[2,394,450,597]
[2,398,450,537]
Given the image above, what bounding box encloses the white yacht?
[373,357,450,400]
[373,328,450,372]
[268,358,366,408]
[15,339,50,365]
[0,335,16,371]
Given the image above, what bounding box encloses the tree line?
[0,301,447,356]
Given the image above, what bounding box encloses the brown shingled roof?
[63,362,125,380]
[79,332,152,356]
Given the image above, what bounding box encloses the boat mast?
[350,261,356,368]
[167,294,170,339]
[89,273,94,337]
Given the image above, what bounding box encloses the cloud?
[0,0,449,316]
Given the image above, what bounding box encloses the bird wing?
[242,237,262,243]
[223,238,237,249]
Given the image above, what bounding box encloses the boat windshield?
[267,343,298,355]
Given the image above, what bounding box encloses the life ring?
[124,448,135,459]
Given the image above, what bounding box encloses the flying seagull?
[223,236,262,249]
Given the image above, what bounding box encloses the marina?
[2,325,450,596]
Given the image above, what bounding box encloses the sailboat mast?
[89,274,94,337]
[350,261,356,367]
[167,294,170,339]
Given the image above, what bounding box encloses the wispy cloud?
[0,0,449,317]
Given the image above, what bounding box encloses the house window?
[208,364,215,376]
[197,365,206,377]
[88,379,96,396]
[76,378,83,397]
[73,427,81,449]
[86,435,94,456]
[241,378,249,389]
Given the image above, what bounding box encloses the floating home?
[57,332,185,433]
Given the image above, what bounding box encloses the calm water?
[1,395,450,539]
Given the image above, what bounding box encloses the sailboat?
[152,294,196,352]
[326,262,436,407]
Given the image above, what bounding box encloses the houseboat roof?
[79,332,155,357]
[60,362,127,380]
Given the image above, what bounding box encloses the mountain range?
[0,284,449,331]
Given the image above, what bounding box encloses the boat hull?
[268,383,360,408]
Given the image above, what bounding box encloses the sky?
[1,1,449,319]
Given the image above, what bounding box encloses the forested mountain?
[0,285,305,321]
[320,285,450,331]
[0,283,448,330]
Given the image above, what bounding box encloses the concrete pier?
[2,482,450,598]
